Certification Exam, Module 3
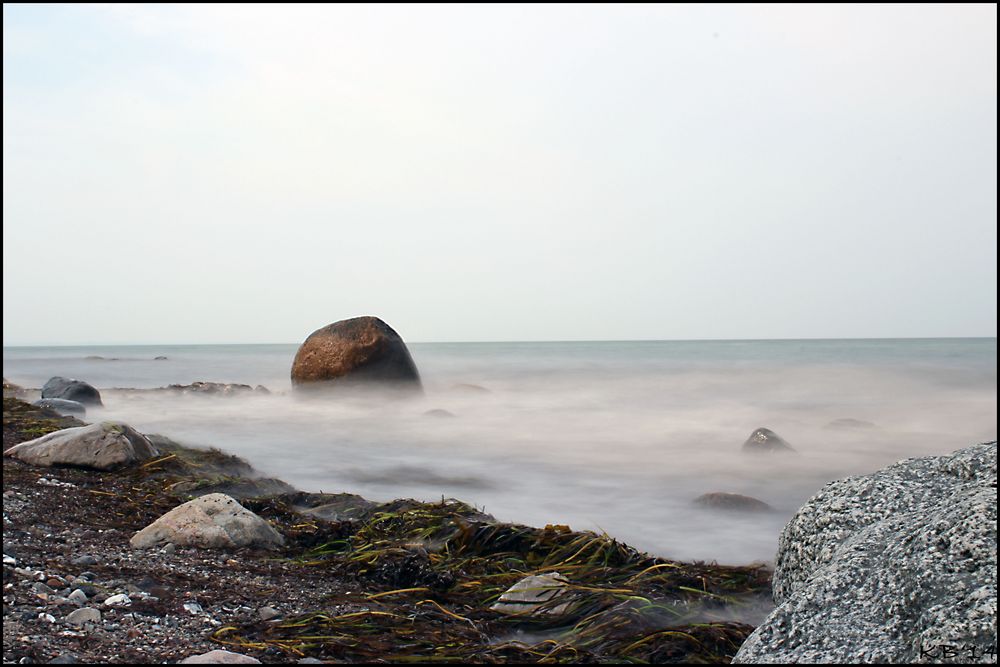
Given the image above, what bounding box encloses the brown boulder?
[291,316,421,389]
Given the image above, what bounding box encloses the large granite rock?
[290,316,421,390]
[741,427,795,454]
[4,422,159,471]
[733,441,998,664]
[41,377,103,406]
[130,493,285,550]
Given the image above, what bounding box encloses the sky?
[3,4,997,345]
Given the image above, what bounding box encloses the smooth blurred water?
[4,338,996,565]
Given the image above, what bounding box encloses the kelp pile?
[217,497,771,663]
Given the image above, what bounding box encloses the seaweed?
[213,497,771,663]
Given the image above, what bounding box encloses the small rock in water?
[694,492,773,512]
[741,427,796,453]
[179,649,262,664]
[423,409,456,418]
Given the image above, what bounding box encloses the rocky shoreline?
[2,397,772,664]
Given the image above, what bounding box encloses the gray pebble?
[258,606,280,621]
[71,555,97,567]
[65,607,101,626]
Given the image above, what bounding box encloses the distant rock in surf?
[290,316,421,391]
[453,383,491,393]
[41,377,103,406]
[154,356,169,360]
[164,381,259,396]
[424,409,456,418]
[823,418,877,431]
[741,427,795,454]
[694,492,773,512]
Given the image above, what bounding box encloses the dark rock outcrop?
[41,377,103,406]
[693,492,772,512]
[741,427,794,453]
[290,316,421,390]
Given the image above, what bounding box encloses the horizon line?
[2,335,997,348]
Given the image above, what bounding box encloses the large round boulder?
[41,377,103,406]
[290,317,421,390]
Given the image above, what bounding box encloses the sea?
[3,338,996,565]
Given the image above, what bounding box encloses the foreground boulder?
[41,377,103,406]
[4,422,158,470]
[694,492,772,512]
[733,441,998,664]
[33,398,86,417]
[741,427,795,453]
[130,493,285,550]
[291,316,421,390]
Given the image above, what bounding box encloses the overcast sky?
[3,4,996,345]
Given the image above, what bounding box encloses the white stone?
[4,422,158,471]
[130,494,284,550]
[490,572,572,616]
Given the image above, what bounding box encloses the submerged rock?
[32,398,86,417]
[693,492,772,512]
[733,441,998,664]
[823,417,878,431]
[424,409,456,418]
[4,422,158,471]
[130,493,285,550]
[41,377,103,406]
[491,572,573,616]
[741,427,795,454]
[290,316,421,390]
